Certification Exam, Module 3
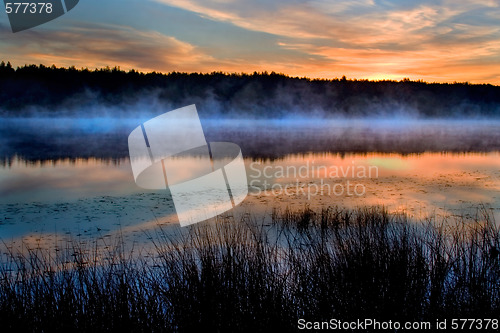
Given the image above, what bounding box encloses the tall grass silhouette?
[1,206,499,332]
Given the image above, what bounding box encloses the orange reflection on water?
[243,152,500,221]
[0,152,498,248]
[0,157,136,203]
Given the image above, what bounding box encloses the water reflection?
[0,158,134,203]
[1,118,500,162]
[246,152,500,221]
[0,153,498,248]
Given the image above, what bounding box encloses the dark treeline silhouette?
[1,62,499,118]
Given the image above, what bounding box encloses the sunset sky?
[1,0,499,84]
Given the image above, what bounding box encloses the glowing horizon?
[1,0,499,84]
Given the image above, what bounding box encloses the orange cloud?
[1,0,499,84]
[2,23,219,72]
[152,0,500,83]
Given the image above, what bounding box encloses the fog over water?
[1,117,499,162]
[0,113,498,251]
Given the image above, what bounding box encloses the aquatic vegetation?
[1,206,498,332]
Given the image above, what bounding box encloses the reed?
[1,206,498,332]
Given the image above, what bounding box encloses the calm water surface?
[0,118,499,250]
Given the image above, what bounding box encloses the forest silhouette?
[1,62,499,118]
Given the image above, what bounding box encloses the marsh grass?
[1,206,499,332]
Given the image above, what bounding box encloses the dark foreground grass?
[1,207,499,332]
